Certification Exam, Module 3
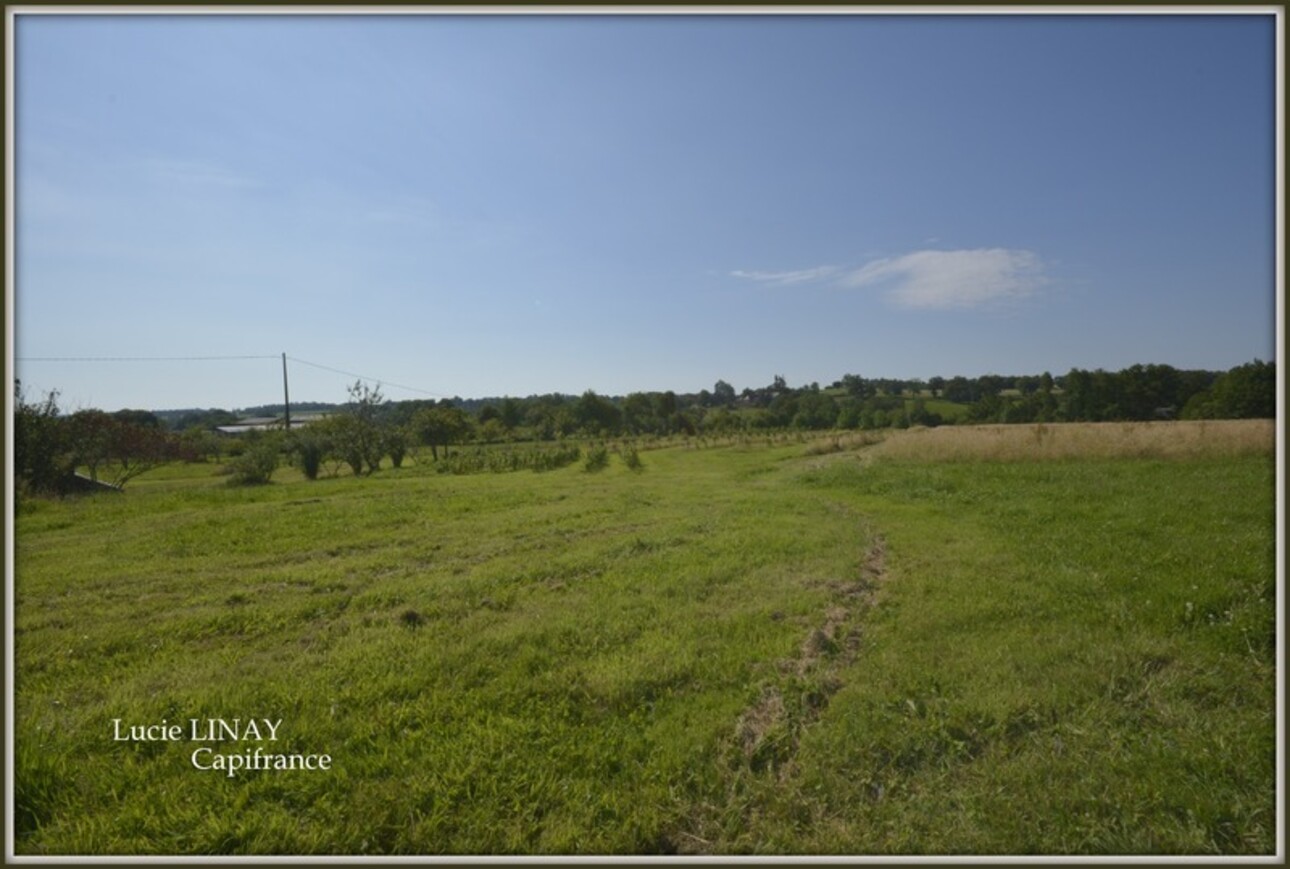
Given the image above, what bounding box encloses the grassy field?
[11,421,1279,855]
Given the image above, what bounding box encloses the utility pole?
[282,352,291,430]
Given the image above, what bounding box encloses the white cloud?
[729,265,840,287]
[841,248,1046,309]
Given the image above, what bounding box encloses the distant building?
[215,412,329,436]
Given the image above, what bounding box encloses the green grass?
[12,432,1277,855]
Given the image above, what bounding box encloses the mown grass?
[736,452,1277,854]
[12,423,1278,855]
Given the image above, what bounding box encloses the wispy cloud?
[841,248,1046,309]
[729,265,840,287]
[729,248,1048,309]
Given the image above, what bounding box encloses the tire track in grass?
[668,526,889,854]
[735,530,888,774]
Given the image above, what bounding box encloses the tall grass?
[866,419,1274,463]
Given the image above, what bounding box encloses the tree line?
[14,360,1275,495]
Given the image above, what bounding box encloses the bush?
[288,430,327,481]
[226,439,279,485]
[621,447,643,471]
[385,427,409,469]
[584,446,610,473]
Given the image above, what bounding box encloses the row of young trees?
[13,384,192,496]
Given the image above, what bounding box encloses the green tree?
[498,398,525,430]
[317,382,388,476]
[575,390,623,436]
[412,404,473,461]
[112,409,162,429]
[653,391,679,434]
[67,410,117,482]
[476,418,507,445]
[14,384,73,496]
[1182,360,1276,419]
[712,380,737,407]
[791,391,838,430]
[622,393,659,435]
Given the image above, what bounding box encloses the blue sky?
[11,11,1278,411]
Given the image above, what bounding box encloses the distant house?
[215,412,329,436]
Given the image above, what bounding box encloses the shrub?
[288,429,327,481]
[621,447,643,471]
[385,427,409,469]
[584,446,609,473]
[226,439,279,485]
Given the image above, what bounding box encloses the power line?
[15,353,448,400]
[17,355,279,362]
[286,356,447,398]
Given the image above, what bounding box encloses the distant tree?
[975,375,1009,398]
[179,427,223,463]
[172,408,238,432]
[835,399,862,430]
[713,380,737,407]
[928,377,946,399]
[653,391,678,433]
[907,398,943,428]
[792,391,838,430]
[113,409,162,429]
[1015,376,1041,396]
[702,406,744,434]
[575,390,623,436]
[767,391,800,428]
[324,381,388,475]
[621,392,659,435]
[944,376,975,404]
[1182,360,1276,419]
[498,397,525,430]
[840,374,872,400]
[412,404,473,460]
[476,418,507,445]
